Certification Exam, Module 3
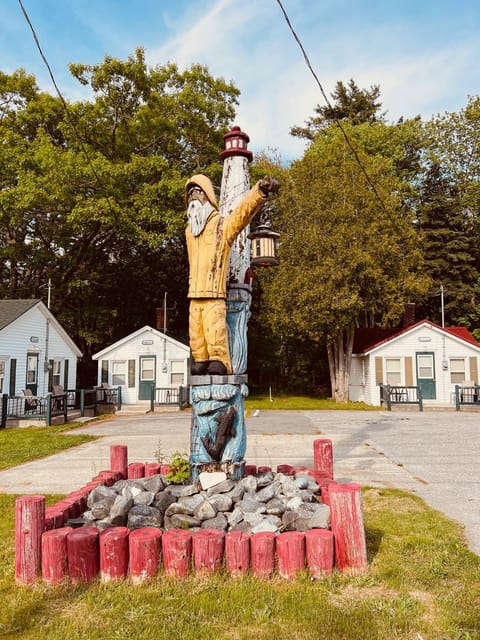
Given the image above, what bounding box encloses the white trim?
[92,325,189,360]
[361,322,480,356]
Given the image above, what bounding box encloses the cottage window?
[0,360,5,393]
[26,355,38,385]
[385,358,401,385]
[170,361,184,386]
[112,361,126,386]
[52,360,61,387]
[450,358,466,384]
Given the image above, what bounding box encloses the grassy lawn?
[0,424,98,471]
[245,394,381,411]
[1,405,479,638]
[1,489,479,639]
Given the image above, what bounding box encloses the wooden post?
[245,464,257,475]
[321,481,337,507]
[67,526,100,583]
[313,438,334,479]
[192,529,225,574]
[110,444,128,479]
[15,495,45,584]
[100,527,130,582]
[41,527,73,584]
[250,531,276,578]
[45,505,67,529]
[225,531,250,577]
[129,527,162,584]
[160,463,170,476]
[257,465,271,474]
[329,483,368,575]
[128,462,145,479]
[162,529,192,577]
[276,531,305,579]
[276,464,294,475]
[145,462,161,477]
[305,529,334,578]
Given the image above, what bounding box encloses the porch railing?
[150,386,189,411]
[380,384,423,411]
[0,386,122,428]
[454,385,480,410]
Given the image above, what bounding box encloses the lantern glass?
[248,226,280,267]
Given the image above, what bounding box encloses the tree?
[262,122,429,401]
[418,96,480,328]
[0,50,240,381]
[290,79,384,141]
[415,162,480,324]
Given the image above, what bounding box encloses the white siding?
[93,327,189,404]
[352,324,480,406]
[0,305,79,396]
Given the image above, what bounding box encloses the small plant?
[154,439,167,465]
[165,451,189,484]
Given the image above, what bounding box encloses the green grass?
[0,424,98,471]
[1,489,479,639]
[245,394,380,411]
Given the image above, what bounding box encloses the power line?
[274,0,390,217]
[17,0,117,218]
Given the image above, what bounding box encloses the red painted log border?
[15,441,368,583]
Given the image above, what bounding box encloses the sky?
[1,0,480,161]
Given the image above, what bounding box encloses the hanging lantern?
[248,206,280,267]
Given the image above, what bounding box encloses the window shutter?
[405,357,413,386]
[470,357,478,384]
[101,360,109,384]
[64,360,69,390]
[48,359,54,392]
[9,359,16,396]
[375,357,383,385]
[128,360,135,388]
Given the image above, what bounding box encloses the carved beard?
[187,199,214,237]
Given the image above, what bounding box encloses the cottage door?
[138,355,156,401]
[25,352,39,395]
[416,352,436,399]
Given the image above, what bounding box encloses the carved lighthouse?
[189,126,255,483]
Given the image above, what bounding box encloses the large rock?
[127,505,162,529]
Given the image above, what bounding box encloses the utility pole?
[440,284,445,328]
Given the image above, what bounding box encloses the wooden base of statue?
[189,375,248,483]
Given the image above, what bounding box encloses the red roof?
[353,320,479,354]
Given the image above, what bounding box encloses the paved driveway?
[0,409,479,554]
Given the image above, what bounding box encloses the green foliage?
[0,50,239,379]
[154,443,189,484]
[290,78,385,140]
[418,96,480,329]
[164,451,190,484]
[261,120,429,399]
[0,424,97,470]
[245,395,380,411]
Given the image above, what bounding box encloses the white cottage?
[92,326,190,404]
[349,320,480,407]
[0,299,82,397]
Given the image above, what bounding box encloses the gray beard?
[188,200,214,237]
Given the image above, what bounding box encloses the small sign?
[30,336,39,343]
[141,339,154,345]
[418,336,431,342]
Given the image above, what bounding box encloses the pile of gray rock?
[74,471,331,535]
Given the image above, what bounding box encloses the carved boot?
[191,361,209,375]
[207,360,228,375]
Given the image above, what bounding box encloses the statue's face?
[187,185,207,205]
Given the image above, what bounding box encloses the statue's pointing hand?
[258,175,280,196]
